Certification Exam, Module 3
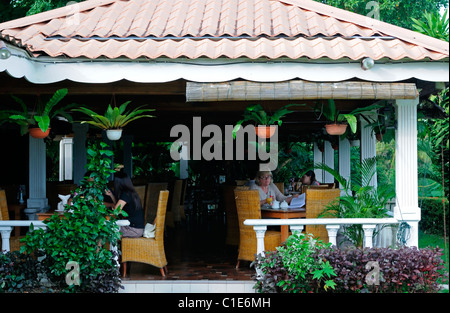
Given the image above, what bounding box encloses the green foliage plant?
[320,99,382,134]
[20,141,124,292]
[412,9,449,42]
[233,103,303,138]
[253,232,336,293]
[73,101,155,130]
[4,88,72,134]
[314,157,395,248]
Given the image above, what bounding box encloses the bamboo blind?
[186,81,418,102]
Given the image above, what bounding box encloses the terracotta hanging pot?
[325,123,347,135]
[375,132,384,142]
[255,125,276,139]
[29,127,50,139]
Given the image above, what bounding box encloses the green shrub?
[20,141,124,292]
[420,197,449,236]
[253,232,446,293]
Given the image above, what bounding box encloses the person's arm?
[115,199,127,214]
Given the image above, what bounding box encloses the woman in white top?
[249,170,299,206]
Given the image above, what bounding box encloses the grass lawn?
[419,231,449,290]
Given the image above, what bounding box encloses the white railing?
[243,218,399,255]
[0,219,130,253]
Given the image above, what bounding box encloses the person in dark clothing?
[106,172,145,238]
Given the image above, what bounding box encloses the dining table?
[261,206,306,242]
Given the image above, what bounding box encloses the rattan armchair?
[234,189,281,268]
[304,188,340,242]
[121,190,169,277]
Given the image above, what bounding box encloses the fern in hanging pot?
[73,101,155,141]
[3,88,72,138]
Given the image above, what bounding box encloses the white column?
[338,137,351,194]
[253,225,267,256]
[313,142,323,182]
[27,135,48,211]
[394,98,420,247]
[323,141,334,183]
[179,142,189,179]
[360,112,377,188]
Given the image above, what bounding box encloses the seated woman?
[250,170,299,206]
[105,172,145,238]
[301,170,320,186]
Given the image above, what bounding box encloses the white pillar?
[323,141,334,183]
[313,142,323,182]
[338,137,351,194]
[394,98,420,247]
[179,142,188,179]
[27,135,48,211]
[360,112,378,188]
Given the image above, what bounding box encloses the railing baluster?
[362,224,377,248]
[253,225,267,256]
[325,225,340,247]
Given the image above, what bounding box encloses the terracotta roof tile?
[0,0,448,60]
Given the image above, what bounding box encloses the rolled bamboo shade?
[186,80,418,102]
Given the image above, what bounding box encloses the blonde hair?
[255,170,273,186]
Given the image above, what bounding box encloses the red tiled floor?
[121,213,255,281]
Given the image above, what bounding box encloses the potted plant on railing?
[73,101,155,141]
[313,157,395,248]
[233,103,303,139]
[320,99,382,136]
[3,88,72,138]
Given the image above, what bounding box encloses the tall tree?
[317,0,447,30]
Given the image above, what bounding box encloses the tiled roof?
[0,0,448,60]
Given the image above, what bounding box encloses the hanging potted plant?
[232,103,303,139]
[73,101,155,141]
[321,99,382,136]
[3,88,72,139]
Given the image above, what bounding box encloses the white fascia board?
[1,49,449,84]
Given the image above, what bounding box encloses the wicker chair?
[304,188,340,242]
[145,182,168,224]
[0,189,24,252]
[121,190,169,277]
[223,185,249,246]
[234,189,281,268]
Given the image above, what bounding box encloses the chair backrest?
[145,182,168,223]
[301,183,334,194]
[234,189,261,234]
[274,182,284,193]
[0,189,9,221]
[134,185,147,210]
[154,190,170,241]
[305,188,340,242]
